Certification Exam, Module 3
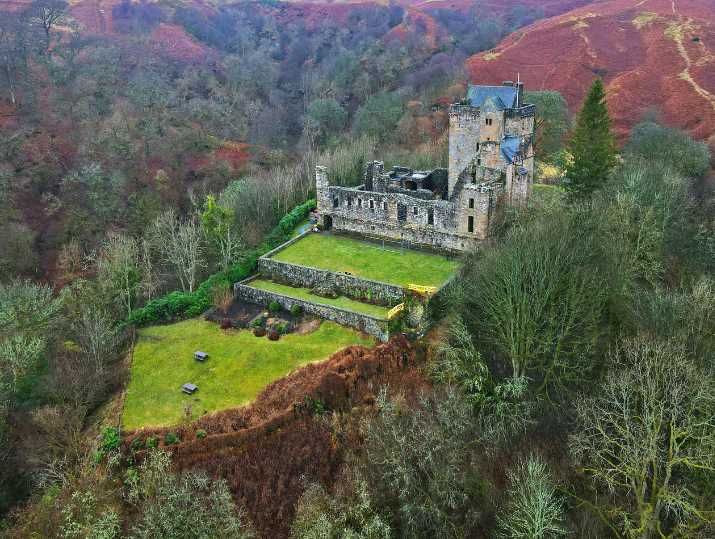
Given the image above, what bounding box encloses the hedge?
[128,199,316,326]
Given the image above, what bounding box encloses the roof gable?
[467,85,518,109]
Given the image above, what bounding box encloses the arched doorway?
[323,215,333,230]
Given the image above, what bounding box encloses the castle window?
[428,209,434,225]
[347,197,352,207]
[369,199,374,211]
[333,197,339,208]
[382,201,388,211]
[469,198,474,209]
[413,206,418,216]
[358,198,362,208]
[468,216,474,233]
[485,118,493,126]
[477,158,481,166]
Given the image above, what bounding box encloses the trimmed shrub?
[250,316,264,328]
[268,301,281,313]
[267,330,280,341]
[131,437,144,451]
[145,436,158,449]
[164,432,180,445]
[290,304,303,316]
[196,429,207,439]
[253,327,266,337]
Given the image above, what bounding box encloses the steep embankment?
[466,0,715,143]
[124,335,428,538]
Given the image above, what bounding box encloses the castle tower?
[448,105,480,199]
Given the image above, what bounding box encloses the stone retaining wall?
[234,279,390,341]
[257,257,403,306]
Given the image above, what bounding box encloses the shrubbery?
[101,427,121,453]
[128,199,315,326]
[164,432,180,445]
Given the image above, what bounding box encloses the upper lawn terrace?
[269,233,460,288]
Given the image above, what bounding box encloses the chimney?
[515,81,524,107]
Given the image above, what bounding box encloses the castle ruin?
[316,81,536,252]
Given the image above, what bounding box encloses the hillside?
[466,0,715,143]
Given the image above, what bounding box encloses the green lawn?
[271,233,460,287]
[123,319,373,430]
[249,278,390,318]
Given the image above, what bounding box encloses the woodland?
[0,0,714,538]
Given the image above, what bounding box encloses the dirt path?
[666,11,715,112]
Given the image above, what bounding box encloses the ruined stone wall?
[315,166,331,227]
[330,214,480,252]
[257,256,404,306]
[234,280,390,341]
[455,187,494,239]
[323,185,485,252]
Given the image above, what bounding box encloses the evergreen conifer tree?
[565,78,616,198]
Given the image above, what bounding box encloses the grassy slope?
[272,233,460,287]
[249,279,390,318]
[123,319,373,429]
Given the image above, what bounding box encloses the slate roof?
[467,85,519,109]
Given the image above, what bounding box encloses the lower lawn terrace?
[269,232,460,288]
[123,318,373,430]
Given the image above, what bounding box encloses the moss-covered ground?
[271,233,459,287]
[123,318,373,429]
[249,278,390,318]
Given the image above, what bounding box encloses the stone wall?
[322,185,482,252]
[258,256,404,306]
[234,279,390,341]
[330,215,480,252]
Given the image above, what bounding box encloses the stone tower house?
[316,81,536,252]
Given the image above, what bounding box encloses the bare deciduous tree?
[29,0,68,52]
[569,337,715,538]
[94,232,140,317]
[150,209,207,293]
[72,306,121,380]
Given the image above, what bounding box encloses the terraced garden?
[270,233,460,287]
[249,279,390,318]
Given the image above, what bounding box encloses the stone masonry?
[316,81,536,252]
